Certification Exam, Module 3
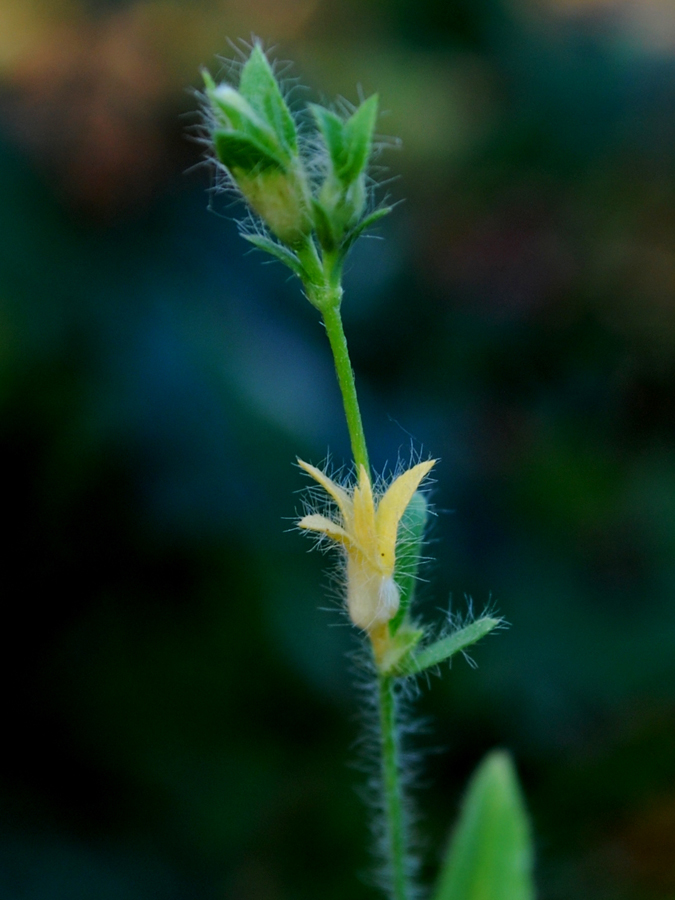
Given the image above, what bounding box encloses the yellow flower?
[298,459,436,633]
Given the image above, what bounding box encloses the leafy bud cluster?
[202,42,391,309]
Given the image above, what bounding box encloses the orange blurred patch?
[2,11,169,216]
[613,793,675,891]
[0,0,320,217]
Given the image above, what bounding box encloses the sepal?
[233,166,311,244]
[238,43,298,156]
[310,105,346,174]
[213,130,283,173]
[338,94,379,184]
[205,77,283,160]
[311,95,378,186]
[389,490,428,634]
[311,197,338,252]
[373,622,425,676]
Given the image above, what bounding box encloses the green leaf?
[243,235,307,280]
[390,491,428,634]
[339,94,378,183]
[213,130,283,173]
[311,104,347,173]
[398,617,501,676]
[239,44,297,155]
[433,751,535,900]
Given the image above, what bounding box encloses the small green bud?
[202,46,311,245]
[310,95,379,248]
[202,46,388,257]
[311,95,378,186]
[317,173,367,241]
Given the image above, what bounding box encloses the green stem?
[378,673,409,900]
[322,302,370,474]
[304,251,404,897]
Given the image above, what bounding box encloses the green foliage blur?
[435,751,534,900]
[1,0,675,898]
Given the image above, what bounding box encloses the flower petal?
[297,459,352,525]
[352,464,377,558]
[375,459,436,560]
[298,513,352,546]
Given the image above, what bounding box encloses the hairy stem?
[378,673,410,900]
[318,272,407,897]
[322,302,370,474]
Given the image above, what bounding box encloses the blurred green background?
[1,0,675,897]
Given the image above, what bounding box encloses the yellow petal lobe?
[352,464,378,563]
[375,459,436,568]
[298,513,352,546]
[297,459,352,525]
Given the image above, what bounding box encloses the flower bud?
[203,45,311,245]
[310,96,378,248]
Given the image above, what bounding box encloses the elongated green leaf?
[213,130,283,173]
[390,491,428,634]
[339,94,378,183]
[433,751,535,900]
[239,44,297,155]
[397,617,500,676]
[243,235,307,280]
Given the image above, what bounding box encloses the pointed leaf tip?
[433,751,535,900]
[339,94,379,183]
[202,68,216,92]
[239,43,297,155]
[311,104,347,173]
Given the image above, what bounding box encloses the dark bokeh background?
[1,0,675,897]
